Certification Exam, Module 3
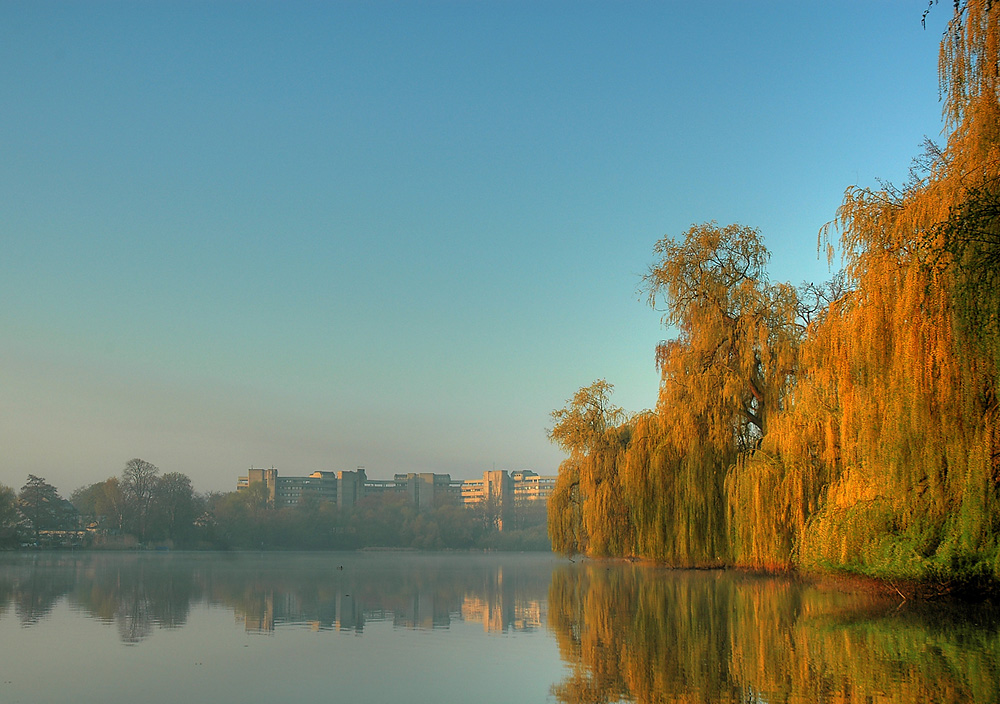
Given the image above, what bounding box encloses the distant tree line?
[0,475,79,546]
[203,486,548,551]
[0,459,550,551]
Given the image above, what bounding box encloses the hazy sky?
[1,1,951,494]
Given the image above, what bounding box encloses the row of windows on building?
[236,466,556,513]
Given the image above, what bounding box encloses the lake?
[0,552,997,704]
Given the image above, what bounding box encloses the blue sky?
[1,1,951,494]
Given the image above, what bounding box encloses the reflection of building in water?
[237,589,276,632]
[236,467,555,529]
[393,590,453,630]
[512,600,544,631]
[230,568,544,635]
[461,595,544,633]
[333,592,366,632]
[459,566,545,633]
[232,586,448,633]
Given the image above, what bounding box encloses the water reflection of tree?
[548,566,742,703]
[548,564,1000,704]
[0,573,12,620]
[115,570,152,644]
[2,556,81,626]
[70,555,199,643]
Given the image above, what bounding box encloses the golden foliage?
[548,381,633,557]
[550,565,1000,704]
[788,0,1000,581]
[548,3,1000,584]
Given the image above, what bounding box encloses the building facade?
[511,470,556,503]
[237,467,339,508]
[236,466,556,527]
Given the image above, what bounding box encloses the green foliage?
[938,180,1000,361]
[46,463,549,552]
[151,472,197,543]
[0,484,22,548]
[198,487,533,551]
[18,475,77,537]
[69,467,206,547]
[69,482,105,519]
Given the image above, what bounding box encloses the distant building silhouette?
[236,466,555,528]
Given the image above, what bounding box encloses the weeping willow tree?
[548,380,634,557]
[729,0,1000,583]
[639,224,801,565]
[550,225,801,565]
[726,289,845,571]
[549,3,1000,585]
[798,0,1000,583]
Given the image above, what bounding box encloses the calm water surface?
[0,552,997,703]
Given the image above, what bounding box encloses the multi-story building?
[511,470,556,503]
[459,470,512,529]
[336,468,367,509]
[237,467,339,508]
[236,467,279,503]
[236,466,557,527]
[395,472,463,510]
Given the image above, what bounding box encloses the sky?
[0,1,953,495]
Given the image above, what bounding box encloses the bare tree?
[122,458,159,543]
